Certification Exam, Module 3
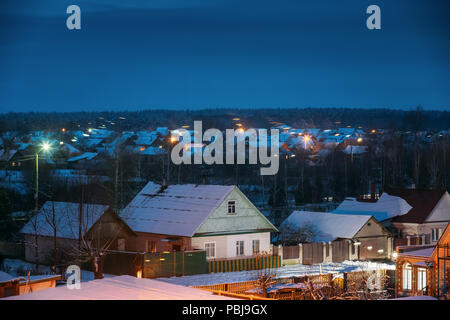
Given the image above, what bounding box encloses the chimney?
[371,183,376,200]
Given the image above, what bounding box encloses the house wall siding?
[191,232,271,260]
[194,188,276,235]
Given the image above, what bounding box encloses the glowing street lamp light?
[41,142,51,152]
[304,135,310,150]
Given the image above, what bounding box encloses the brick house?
[396,222,450,299]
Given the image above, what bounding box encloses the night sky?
[0,0,449,112]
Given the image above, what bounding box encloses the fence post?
[327,242,332,263]
[298,243,303,265]
[343,272,348,292]
[407,236,411,246]
[322,242,327,263]
[278,244,283,266]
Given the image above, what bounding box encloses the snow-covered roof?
[120,182,235,237]
[5,275,238,300]
[333,193,412,221]
[343,145,367,155]
[21,202,109,239]
[0,271,24,283]
[83,138,104,148]
[156,127,168,136]
[67,152,98,162]
[0,149,17,161]
[281,211,372,242]
[399,247,434,259]
[61,143,80,154]
[140,146,167,156]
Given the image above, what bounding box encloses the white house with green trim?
[121,182,278,260]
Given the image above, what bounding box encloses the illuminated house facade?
[396,222,450,299]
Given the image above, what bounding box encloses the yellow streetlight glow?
[304,135,310,150]
[357,137,363,143]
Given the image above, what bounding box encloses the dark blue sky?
[0,0,449,112]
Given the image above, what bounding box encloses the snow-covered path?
[156,260,395,287]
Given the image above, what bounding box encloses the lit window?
[227,200,236,215]
[402,263,412,290]
[432,228,443,242]
[252,240,260,254]
[236,241,244,256]
[417,268,427,292]
[205,242,215,259]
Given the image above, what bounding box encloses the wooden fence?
[208,255,280,273]
[282,246,299,260]
[192,269,392,299]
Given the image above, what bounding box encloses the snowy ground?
[156,260,395,287]
[0,258,113,283]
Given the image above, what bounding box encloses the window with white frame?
[236,240,244,256]
[205,242,215,259]
[417,268,427,292]
[402,263,412,290]
[227,200,236,215]
[431,228,442,242]
[252,239,260,254]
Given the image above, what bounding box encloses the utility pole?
[35,153,39,212]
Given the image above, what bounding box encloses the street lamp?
[304,135,310,151]
[350,137,363,164]
[35,142,52,211]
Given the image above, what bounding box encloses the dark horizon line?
[1,105,449,115]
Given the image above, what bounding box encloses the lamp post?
[167,136,178,184]
[350,137,363,165]
[35,142,52,212]
[304,135,310,151]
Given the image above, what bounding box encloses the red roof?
[386,188,446,224]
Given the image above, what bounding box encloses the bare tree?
[278,221,319,245]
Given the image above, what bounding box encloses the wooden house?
[120,182,278,260]
[396,222,450,299]
[278,211,393,260]
[21,202,135,265]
